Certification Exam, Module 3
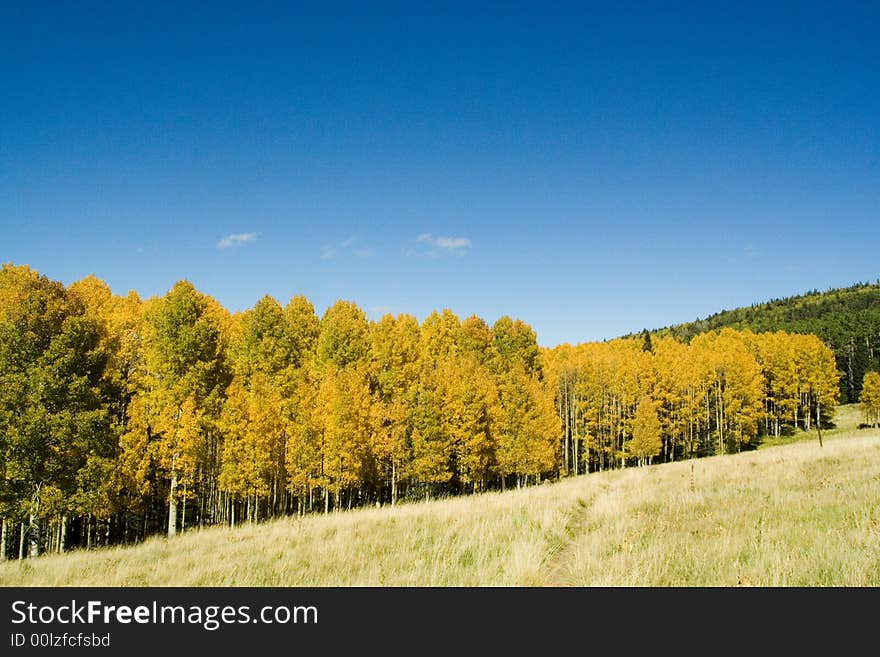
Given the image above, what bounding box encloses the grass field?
[2,405,878,586]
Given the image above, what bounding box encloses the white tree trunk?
[391,461,397,507]
[28,513,39,557]
[168,466,178,538]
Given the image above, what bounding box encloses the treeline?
[647,281,880,403]
[546,330,838,476]
[0,264,838,559]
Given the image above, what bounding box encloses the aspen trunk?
[391,461,397,507]
[19,522,26,560]
[563,392,570,475]
[0,518,6,560]
[28,513,39,557]
[168,466,178,538]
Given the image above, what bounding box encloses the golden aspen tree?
[221,296,299,521]
[860,371,880,427]
[652,337,693,462]
[492,316,542,376]
[411,358,458,494]
[314,301,372,511]
[454,356,501,493]
[496,363,557,487]
[680,343,712,458]
[753,332,800,437]
[140,281,229,537]
[0,265,111,555]
[369,314,420,505]
[284,364,322,514]
[281,295,321,514]
[117,396,153,524]
[315,364,371,511]
[794,334,839,445]
[317,300,370,369]
[691,330,763,453]
[543,344,581,475]
[411,310,462,496]
[492,316,557,487]
[283,295,321,366]
[67,276,145,547]
[574,342,612,471]
[219,373,284,523]
[629,395,662,466]
[459,315,496,367]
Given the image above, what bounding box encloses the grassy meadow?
[1,405,878,587]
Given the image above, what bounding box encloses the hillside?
[647,282,880,402]
[2,408,877,586]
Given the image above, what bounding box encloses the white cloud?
[435,236,471,251]
[217,232,259,249]
[413,233,471,256]
[322,236,375,259]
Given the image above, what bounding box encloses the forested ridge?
[0,264,841,559]
[642,282,880,403]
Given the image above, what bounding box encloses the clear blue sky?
[2,1,878,345]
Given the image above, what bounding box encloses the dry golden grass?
[555,431,880,585]
[0,483,578,586]
[2,421,878,586]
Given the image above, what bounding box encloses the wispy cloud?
[413,233,471,257]
[321,236,376,259]
[217,232,259,249]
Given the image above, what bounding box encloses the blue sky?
[2,2,878,345]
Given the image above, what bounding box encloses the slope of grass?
[2,425,878,587]
[556,432,880,585]
[757,402,863,449]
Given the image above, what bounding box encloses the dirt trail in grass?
[542,495,593,586]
